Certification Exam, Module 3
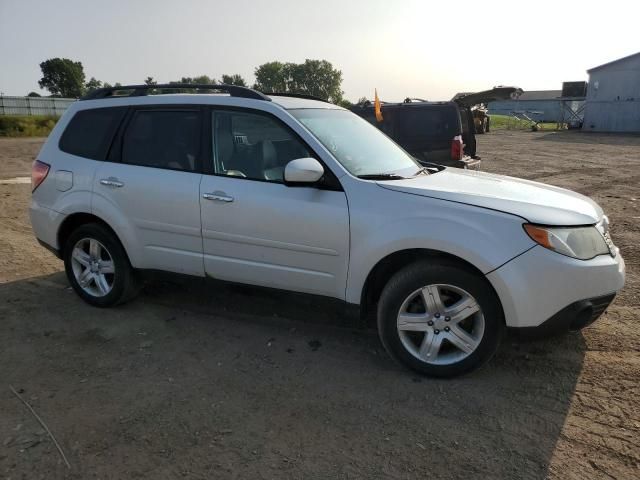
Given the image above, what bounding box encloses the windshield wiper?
[357,173,406,180]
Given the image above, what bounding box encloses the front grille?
[602,231,616,256]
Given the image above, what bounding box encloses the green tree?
[174,75,214,85]
[144,76,157,86]
[38,58,86,98]
[287,60,343,103]
[220,74,247,86]
[253,59,343,103]
[253,61,287,92]
[27,91,41,97]
[162,75,214,93]
[85,77,103,94]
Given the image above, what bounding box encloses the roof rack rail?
[81,83,271,101]
[262,92,330,103]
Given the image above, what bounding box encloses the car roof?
[74,92,343,112]
[268,95,342,110]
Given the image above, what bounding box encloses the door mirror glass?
[284,158,324,185]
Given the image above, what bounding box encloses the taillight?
[451,135,464,161]
[31,160,50,192]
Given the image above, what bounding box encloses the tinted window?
[397,106,460,140]
[59,107,126,160]
[213,110,311,182]
[122,110,200,172]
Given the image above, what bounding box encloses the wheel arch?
[57,212,130,261]
[359,248,503,323]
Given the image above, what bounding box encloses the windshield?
[290,108,420,177]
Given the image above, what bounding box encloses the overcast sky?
[1,0,638,101]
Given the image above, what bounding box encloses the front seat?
[260,140,282,181]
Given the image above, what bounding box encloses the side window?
[122,110,200,172]
[212,110,311,182]
[59,107,126,160]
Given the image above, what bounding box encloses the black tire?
[377,260,504,378]
[63,223,140,307]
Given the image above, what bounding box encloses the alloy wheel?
[70,238,115,297]
[396,284,485,365]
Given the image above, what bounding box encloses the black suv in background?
[351,87,521,169]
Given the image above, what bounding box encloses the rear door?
[92,106,204,275]
[42,106,127,214]
[199,107,350,299]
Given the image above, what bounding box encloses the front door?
[93,106,204,276]
[199,108,350,299]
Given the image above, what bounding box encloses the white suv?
[30,84,625,377]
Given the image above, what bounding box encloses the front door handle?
[202,192,234,203]
[100,178,124,188]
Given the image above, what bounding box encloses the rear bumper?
[509,293,615,338]
[30,201,65,255]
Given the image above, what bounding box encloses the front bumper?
[487,245,625,329]
[510,293,616,338]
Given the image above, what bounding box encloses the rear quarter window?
[59,107,127,160]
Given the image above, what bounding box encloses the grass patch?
[0,115,59,137]
[489,114,559,131]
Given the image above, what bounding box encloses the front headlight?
[523,223,611,260]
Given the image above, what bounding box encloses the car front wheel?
[377,260,504,377]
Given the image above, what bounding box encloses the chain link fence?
[0,96,75,116]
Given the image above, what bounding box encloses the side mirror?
[284,158,324,185]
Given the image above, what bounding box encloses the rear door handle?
[202,192,234,203]
[100,178,124,188]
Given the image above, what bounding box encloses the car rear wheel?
[377,260,504,377]
[64,223,139,307]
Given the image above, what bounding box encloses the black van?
[351,87,521,169]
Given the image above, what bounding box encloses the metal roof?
[587,51,640,73]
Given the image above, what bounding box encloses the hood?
[453,87,523,107]
[377,169,603,225]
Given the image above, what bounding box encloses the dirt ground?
[0,131,638,479]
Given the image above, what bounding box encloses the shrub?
[0,115,59,137]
